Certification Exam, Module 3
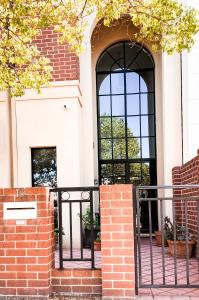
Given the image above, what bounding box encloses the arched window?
[96,42,156,187]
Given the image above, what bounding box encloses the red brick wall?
[100,184,135,299]
[51,269,102,296]
[0,187,54,297]
[172,150,199,237]
[35,29,79,81]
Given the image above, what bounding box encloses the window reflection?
[100,117,111,138]
[142,137,155,158]
[127,94,139,115]
[112,117,125,138]
[127,117,140,137]
[126,72,139,93]
[100,96,111,116]
[128,138,140,159]
[112,95,125,116]
[111,73,124,94]
[113,138,126,159]
[101,139,112,159]
[32,148,57,187]
[98,74,110,95]
[97,42,156,186]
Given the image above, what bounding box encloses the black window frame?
[96,41,157,186]
[31,147,57,187]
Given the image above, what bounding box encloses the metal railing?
[135,185,199,289]
[50,186,99,269]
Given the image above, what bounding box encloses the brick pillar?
[100,185,135,300]
[0,187,54,298]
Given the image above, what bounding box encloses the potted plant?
[155,216,174,246]
[94,232,101,251]
[81,207,100,248]
[167,225,195,258]
[54,227,65,249]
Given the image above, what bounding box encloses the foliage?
[32,148,57,187]
[163,217,194,241]
[0,0,198,96]
[54,227,65,237]
[100,116,140,160]
[163,216,174,241]
[81,207,98,230]
[95,232,101,242]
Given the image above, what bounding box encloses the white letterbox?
[3,202,37,220]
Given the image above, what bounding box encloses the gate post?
[100,184,136,300]
[0,187,54,298]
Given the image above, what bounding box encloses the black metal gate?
[135,185,199,290]
[50,186,99,269]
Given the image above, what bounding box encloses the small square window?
[31,148,57,187]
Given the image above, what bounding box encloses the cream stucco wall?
[182,0,199,162]
[79,17,183,188]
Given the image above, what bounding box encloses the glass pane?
[111,59,124,71]
[98,74,110,95]
[141,116,155,136]
[141,93,155,114]
[140,77,147,93]
[129,163,141,185]
[126,72,139,93]
[112,117,125,138]
[99,96,111,116]
[142,137,155,158]
[114,176,125,184]
[140,71,154,92]
[97,52,114,72]
[127,116,140,137]
[100,117,111,138]
[101,176,113,185]
[134,50,154,69]
[114,163,125,176]
[101,164,113,176]
[112,95,125,116]
[142,162,150,185]
[32,148,57,187]
[111,73,124,94]
[125,43,141,70]
[127,94,139,115]
[128,138,140,159]
[108,43,124,68]
[101,139,112,159]
[113,138,126,159]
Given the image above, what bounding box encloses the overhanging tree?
[0,0,198,97]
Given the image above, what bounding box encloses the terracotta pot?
[168,240,195,258]
[94,241,101,251]
[155,231,168,247]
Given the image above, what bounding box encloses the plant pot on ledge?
[168,240,195,258]
[155,231,168,247]
[94,240,101,251]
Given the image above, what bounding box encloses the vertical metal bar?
[185,199,190,285]
[80,201,83,260]
[90,191,95,269]
[136,188,142,286]
[160,199,166,285]
[148,199,154,285]
[133,186,138,295]
[69,201,73,259]
[172,199,178,285]
[58,191,63,269]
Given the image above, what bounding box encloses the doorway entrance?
[96,41,158,231]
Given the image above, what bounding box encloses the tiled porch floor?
[139,237,199,297]
[54,238,199,297]
[55,248,101,269]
